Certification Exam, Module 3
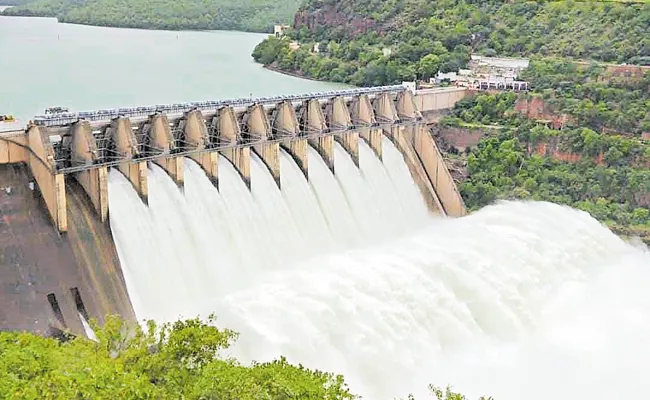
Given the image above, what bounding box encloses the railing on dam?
[32,85,407,128]
[29,85,419,175]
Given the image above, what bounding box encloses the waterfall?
[108,139,650,400]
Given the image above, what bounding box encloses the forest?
[441,71,650,242]
[1,0,300,32]
[253,0,650,86]
[0,315,486,400]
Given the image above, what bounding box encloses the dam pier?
[0,85,467,337]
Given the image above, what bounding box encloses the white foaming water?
[306,145,365,247]
[109,143,650,400]
[381,136,430,224]
[206,202,650,400]
[109,140,429,322]
[279,149,337,254]
[249,152,306,264]
[79,313,98,342]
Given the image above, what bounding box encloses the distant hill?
[0,0,33,5]
[1,0,302,33]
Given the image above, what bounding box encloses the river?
[0,14,346,120]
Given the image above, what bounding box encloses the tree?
[0,315,356,399]
[399,385,493,400]
[418,54,441,80]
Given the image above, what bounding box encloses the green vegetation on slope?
[1,0,301,33]
[458,128,650,231]
[442,59,650,137]
[518,59,650,135]
[440,63,650,242]
[253,0,650,85]
[0,315,356,399]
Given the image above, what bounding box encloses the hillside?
[1,0,301,33]
[438,60,650,244]
[253,0,650,85]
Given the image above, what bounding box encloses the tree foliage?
[2,0,301,33]
[458,129,650,233]
[519,59,650,135]
[0,315,356,399]
[253,0,650,85]
[399,385,493,400]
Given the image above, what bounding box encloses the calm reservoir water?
[0,15,345,120]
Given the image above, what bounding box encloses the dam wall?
[0,85,467,336]
[414,87,467,114]
[0,164,134,337]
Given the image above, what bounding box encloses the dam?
[3,83,650,400]
[0,85,467,336]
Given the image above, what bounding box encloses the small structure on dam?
[0,85,467,337]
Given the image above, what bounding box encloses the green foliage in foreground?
[253,0,650,85]
[0,315,355,399]
[401,385,493,400]
[0,315,493,400]
[2,0,301,33]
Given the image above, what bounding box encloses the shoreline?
[262,63,322,83]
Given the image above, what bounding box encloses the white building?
[431,71,458,84]
[274,24,290,38]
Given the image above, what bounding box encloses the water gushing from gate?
[108,140,650,400]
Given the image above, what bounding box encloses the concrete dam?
[0,85,468,337]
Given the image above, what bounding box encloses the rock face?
[293,3,380,37]
[513,96,571,129]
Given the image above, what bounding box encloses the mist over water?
[108,141,650,400]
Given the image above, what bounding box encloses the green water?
[0,14,346,121]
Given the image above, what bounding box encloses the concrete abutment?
[109,117,148,201]
[146,113,184,186]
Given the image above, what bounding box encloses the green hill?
[253,0,650,85]
[1,0,302,33]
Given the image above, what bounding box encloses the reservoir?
[0,14,345,120]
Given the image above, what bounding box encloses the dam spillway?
[0,85,468,337]
[111,150,650,400]
[108,138,432,321]
[3,84,650,400]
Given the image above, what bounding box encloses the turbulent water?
[108,140,650,400]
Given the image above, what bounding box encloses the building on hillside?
[469,54,530,73]
[427,54,530,91]
[465,54,530,91]
[432,71,458,85]
[274,24,290,38]
[289,41,300,51]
